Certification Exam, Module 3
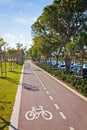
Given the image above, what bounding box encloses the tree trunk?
[80,50,83,77]
[65,55,71,73]
[56,55,59,66]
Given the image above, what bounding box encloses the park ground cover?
[0,63,22,130]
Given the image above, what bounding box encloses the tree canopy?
[30,0,87,73]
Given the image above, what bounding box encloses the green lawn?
[0,62,23,130]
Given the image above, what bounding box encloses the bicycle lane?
[18,61,69,130]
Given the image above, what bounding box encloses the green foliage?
[31,0,87,73]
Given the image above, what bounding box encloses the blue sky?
[0,0,53,49]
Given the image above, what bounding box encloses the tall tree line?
[29,0,87,74]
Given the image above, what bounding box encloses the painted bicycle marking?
[25,105,53,120]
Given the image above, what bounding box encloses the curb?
[9,66,24,130]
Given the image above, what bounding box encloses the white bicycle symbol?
[25,105,53,120]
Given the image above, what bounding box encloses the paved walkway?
[9,61,42,130]
[9,60,87,130]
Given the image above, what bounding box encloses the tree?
[31,0,87,73]
[42,0,87,73]
[0,38,7,77]
[74,32,87,76]
[28,45,40,61]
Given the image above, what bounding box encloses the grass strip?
[0,62,22,130]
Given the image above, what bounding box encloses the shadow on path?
[9,123,18,130]
[0,115,19,130]
[22,83,39,92]
[0,116,9,130]
[21,72,34,75]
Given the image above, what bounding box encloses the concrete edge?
[9,65,24,130]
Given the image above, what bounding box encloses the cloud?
[16,17,29,25]
[15,15,37,26]
[0,0,11,4]
[0,0,38,8]
[3,33,32,49]
[4,33,17,43]
[4,33,18,47]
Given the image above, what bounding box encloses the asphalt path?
[18,60,87,130]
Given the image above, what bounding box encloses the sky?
[0,0,53,49]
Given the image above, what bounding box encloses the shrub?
[35,62,87,97]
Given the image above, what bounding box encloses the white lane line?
[33,71,44,87]
[38,79,41,82]
[46,91,50,95]
[49,96,54,101]
[42,84,44,87]
[69,127,75,130]
[40,81,43,85]
[39,80,42,84]
[43,87,46,90]
[33,71,44,88]
[54,104,60,110]
[59,112,67,119]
